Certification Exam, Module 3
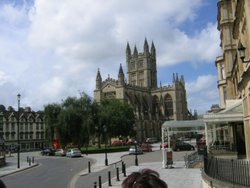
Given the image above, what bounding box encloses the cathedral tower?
[126,38,157,89]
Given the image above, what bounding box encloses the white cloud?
[186,75,219,114]
[0,0,220,113]
[157,23,220,66]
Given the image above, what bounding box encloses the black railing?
[184,151,203,168]
[204,156,250,187]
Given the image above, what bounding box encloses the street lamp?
[134,140,138,166]
[17,93,21,169]
[134,124,138,166]
[103,125,108,166]
[238,43,250,63]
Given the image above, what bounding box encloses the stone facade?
[216,0,250,159]
[0,105,46,151]
[94,39,193,141]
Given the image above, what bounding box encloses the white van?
[145,137,158,143]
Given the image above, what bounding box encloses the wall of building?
[0,106,46,151]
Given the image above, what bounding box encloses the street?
[1,148,195,188]
[1,152,92,188]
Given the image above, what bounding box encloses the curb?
[0,163,39,178]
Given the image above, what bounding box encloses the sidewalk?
[0,154,38,177]
[101,161,202,188]
[76,151,202,188]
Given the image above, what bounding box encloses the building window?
[5,134,9,140]
[20,133,23,140]
[221,64,225,79]
[164,94,173,118]
[41,133,44,139]
[11,123,15,131]
[223,87,227,103]
[6,124,9,131]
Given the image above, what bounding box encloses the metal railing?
[204,156,250,187]
[184,151,203,168]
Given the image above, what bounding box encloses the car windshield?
[72,148,80,152]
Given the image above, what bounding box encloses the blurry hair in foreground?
[122,168,168,188]
[0,179,6,188]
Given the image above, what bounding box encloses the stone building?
[94,39,193,141]
[0,105,46,151]
[202,1,250,187]
[204,0,250,159]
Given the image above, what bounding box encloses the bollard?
[98,176,102,188]
[29,158,31,166]
[108,171,112,186]
[123,163,127,177]
[93,181,97,188]
[88,161,91,173]
[116,167,120,181]
[122,161,124,173]
[27,156,29,163]
[32,156,34,163]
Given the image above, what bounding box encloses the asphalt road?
[1,155,92,188]
[1,149,194,188]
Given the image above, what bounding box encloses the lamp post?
[17,93,21,169]
[104,125,108,166]
[134,124,138,166]
[238,43,250,63]
[134,140,138,166]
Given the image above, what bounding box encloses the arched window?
[164,94,173,118]
[152,95,159,116]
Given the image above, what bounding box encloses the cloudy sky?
[0,0,220,115]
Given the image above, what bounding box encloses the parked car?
[66,148,82,157]
[140,143,152,152]
[129,146,143,155]
[111,140,124,146]
[172,142,195,151]
[160,143,168,149]
[55,148,66,156]
[145,137,158,144]
[41,148,55,156]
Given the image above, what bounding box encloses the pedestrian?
[122,168,168,188]
[0,179,6,188]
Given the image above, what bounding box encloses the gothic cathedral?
[94,39,191,141]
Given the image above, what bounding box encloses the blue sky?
[0,0,220,115]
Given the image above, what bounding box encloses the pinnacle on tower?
[96,68,102,81]
[151,41,156,56]
[96,68,102,89]
[118,63,124,76]
[118,64,125,85]
[133,46,138,58]
[144,38,149,54]
[126,42,131,57]
[172,73,176,83]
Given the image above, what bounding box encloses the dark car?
[172,142,195,151]
[41,148,55,156]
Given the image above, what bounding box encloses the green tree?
[99,99,135,140]
[44,103,61,146]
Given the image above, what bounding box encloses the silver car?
[55,149,66,156]
[129,146,143,155]
[66,148,82,157]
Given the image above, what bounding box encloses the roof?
[162,120,204,128]
[203,100,243,123]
